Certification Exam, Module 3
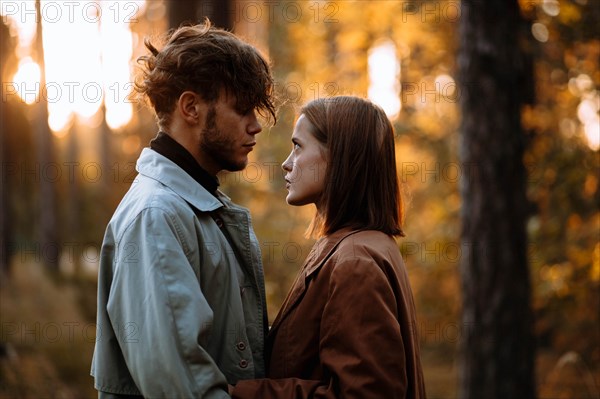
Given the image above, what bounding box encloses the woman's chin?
[285,194,303,206]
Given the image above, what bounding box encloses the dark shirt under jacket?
[150,131,219,197]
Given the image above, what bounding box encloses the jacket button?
[236,342,246,351]
[215,218,224,228]
[239,359,248,368]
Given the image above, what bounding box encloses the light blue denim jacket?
[91,148,268,398]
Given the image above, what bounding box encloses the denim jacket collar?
[136,148,224,212]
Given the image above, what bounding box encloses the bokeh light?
[368,40,401,119]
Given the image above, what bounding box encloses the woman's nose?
[282,152,293,172]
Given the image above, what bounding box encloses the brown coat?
[233,229,426,399]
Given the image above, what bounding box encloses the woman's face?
[282,115,328,208]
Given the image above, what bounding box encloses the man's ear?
[177,91,202,124]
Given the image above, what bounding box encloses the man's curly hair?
[135,19,276,129]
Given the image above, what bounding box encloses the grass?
[0,260,97,399]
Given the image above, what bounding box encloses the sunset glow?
[368,40,401,120]
[2,1,143,133]
[11,57,41,105]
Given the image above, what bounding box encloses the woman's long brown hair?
[301,96,404,237]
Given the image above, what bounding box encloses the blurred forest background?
[0,0,598,398]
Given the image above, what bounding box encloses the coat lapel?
[268,229,361,335]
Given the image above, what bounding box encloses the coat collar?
[136,148,224,212]
[269,228,362,334]
[303,228,361,277]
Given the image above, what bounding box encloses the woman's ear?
[177,91,201,124]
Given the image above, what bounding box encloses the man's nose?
[247,112,262,136]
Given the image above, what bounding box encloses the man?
[91,20,276,398]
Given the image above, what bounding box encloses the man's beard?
[199,106,247,172]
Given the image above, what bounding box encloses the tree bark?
[0,20,12,279]
[66,121,81,276]
[168,0,232,30]
[457,0,535,398]
[35,0,59,273]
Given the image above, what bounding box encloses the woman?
[232,96,426,398]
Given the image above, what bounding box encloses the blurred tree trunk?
[0,124,8,279]
[168,0,232,30]
[66,121,81,276]
[0,21,11,279]
[98,14,113,236]
[99,102,112,227]
[34,0,59,273]
[457,0,535,398]
[0,21,36,280]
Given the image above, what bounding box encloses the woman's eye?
[293,143,300,150]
